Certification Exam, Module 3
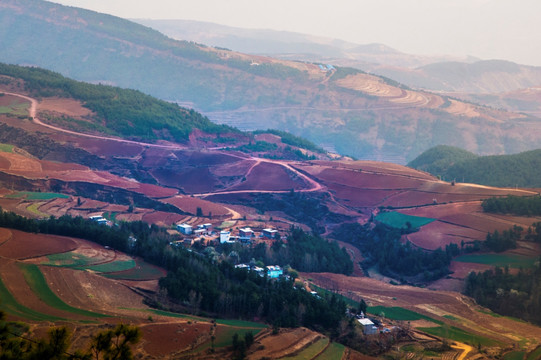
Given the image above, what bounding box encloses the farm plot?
[161,195,230,217]
[281,337,329,359]
[454,253,538,269]
[247,327,321,360]
[229,162,308,192]
[0,270,64,321]
[141,322,213,358]
[375,211,435,229]
[406,220,487,250]
[103,258,165,281]
[0,230,77,260]
[316,342,345,360]
[5,191,69,200]
[18,263,107,319]
[417,325,497,347]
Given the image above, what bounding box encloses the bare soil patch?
[247,327,321,360]
[406,221,486,250]
[141,321,212,357]
[161,195,230,217]
[38,98,93,118]
[0,229,77,260]
[228,161,307,191]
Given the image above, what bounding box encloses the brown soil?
[141,321,212,357]
[0,229,77,260]
[247,327,321,360]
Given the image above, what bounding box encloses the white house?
[220,230,233,243]
[358,318,378,335]
[177,223,193,235]
[262,228,278,239]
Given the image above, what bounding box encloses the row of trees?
[465,264,541,325]
[482,195,541,216]
[484,226,522,252]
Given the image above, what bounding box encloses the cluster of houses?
[234,263,284,279]
[318,64,336,72]
[175,223,280,245]
[89,214,109,226]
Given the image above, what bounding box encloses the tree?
[196,207,203,217]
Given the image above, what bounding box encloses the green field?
[18,263,107,319]
[43,251,98,267]
[104,259,164,280]
[283,337,329,359]
[0,143,14,153]
[375,211,435,229]
[504,351,525,360]
[367,306,442,324]
[527,346,541,360]
[85,259,136,273]
[5,191,69,200]
[0,274,64,321]
[417,325,497,347]
[0,101,28,116]
[316,341,345,360]
[26,203,48,217]
[455,253,537,268]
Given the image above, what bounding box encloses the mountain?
[409,146,541,188]
[2,0,541,164]
[374,60,541,94]
[133,18,470,69]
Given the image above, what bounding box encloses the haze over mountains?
[136,18,541,95]
[2,0,541,163]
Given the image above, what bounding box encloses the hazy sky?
[50,0,541,66]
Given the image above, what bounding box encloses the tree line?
[482,195,541,216]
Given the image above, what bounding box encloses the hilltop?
[409,146,541,188]
[1,0,541,163]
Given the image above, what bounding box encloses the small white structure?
[358,318,378,335]
[177,223,193,235]
[234,264,250,270]
[220,231,232,243]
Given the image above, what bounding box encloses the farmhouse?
[358,318,378,335]
[266,265,283,278]
[177,223,193,235]
[262,228,278,239]
[89,215,108,225]
[220,230,235,244]
[239,227,253,242]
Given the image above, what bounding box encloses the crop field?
[367,306,442,324]
[454,253,537,269]
[84,259,136,273]
[527,346,541,360]
[317,341,345,360]
[18,263,107,318]
[417,325,497,347]
[0,230,77,259]
[282,337,329,359]
[103,259,164,280]
[375,211,435,229]
[43,251,99,267]
[5,191,69,200]
[0,143,14,153]
[0,273,64,322]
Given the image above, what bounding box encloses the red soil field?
[75,137,144,157]
[161,195,230,217]
[0,229,77,260]
[0,155,10,169]
[406,221,487,250]
[141,322,212,357]
[140,211,185,227]
[315,167,428,189]
[40,265,148,315]
[153,167,219,193]
[326,184,398,207]
[229,162,306,191]
[185,150,241,166]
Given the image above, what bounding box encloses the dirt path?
[451,342,472,360]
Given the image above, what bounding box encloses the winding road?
[4,91,326,197]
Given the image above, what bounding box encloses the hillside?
[409,146,541,187]
[1,74,541,358]
[1,1,541,163]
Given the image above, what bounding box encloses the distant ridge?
[408,146,541,188]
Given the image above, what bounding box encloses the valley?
[1,68,541,359]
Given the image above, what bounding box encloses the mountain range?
[1,0,541,163]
